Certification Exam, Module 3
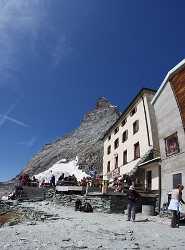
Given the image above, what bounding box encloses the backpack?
[81,202,93,213]
[75,199,82,211]
[128,190,137,202]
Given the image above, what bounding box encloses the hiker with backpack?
[127,185,141,222]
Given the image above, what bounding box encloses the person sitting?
[40,179,45,187]
[80,202,93,213]
[31,176,39,187]
[81,177,87,187]
[15,185,24,198]
[58,173,65,181]
[20,174,30,186]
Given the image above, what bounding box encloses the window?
[134,142,140,159]
[123,150,127,165]
[107,161,110,173]
[133,120,139,134]
[114,127,119,134]
[121,118,127,127]
[114,155,118,169]
[165,132,180,157]
[114,138,119,149]
[122,130,128,143]
[108,135,111,141]
[173,173,182,189]
[130,107,137,117]
[146,171,152,190]
[107,145,111,155]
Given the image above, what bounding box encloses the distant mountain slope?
[18,97,120,178]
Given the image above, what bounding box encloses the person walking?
[168,184,185,228]
[127,185,140,222]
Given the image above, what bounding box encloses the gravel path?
[0,201,185,250]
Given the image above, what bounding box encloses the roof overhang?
[138,157,161,167]
[151,59,185,105]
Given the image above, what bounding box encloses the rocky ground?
[1,201,185,250]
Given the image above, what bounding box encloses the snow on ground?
[35,159,89,183]
[1,201,185,250]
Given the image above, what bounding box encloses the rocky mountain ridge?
[18,97,120,178]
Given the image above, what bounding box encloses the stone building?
[102,88,160,193]
[152,59,185,206]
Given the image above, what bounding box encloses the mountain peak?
[17,97,120,179]
[95,97,116,109]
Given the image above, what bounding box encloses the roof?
[151,59,185,105]
[128,148,160,176]
[101,88,156,141]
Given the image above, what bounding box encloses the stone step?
[20,186,45,201]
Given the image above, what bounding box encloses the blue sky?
[0,0,185,181]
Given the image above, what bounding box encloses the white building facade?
[103,88,160,192]
[152,59,185,206]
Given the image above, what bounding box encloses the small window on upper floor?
[122,130,128,143]
[121,118,127,127]
[134,142,140,160]
[114,155,118,169]
[130,107,137,117]
[133,120,139,134]
[123,150,127,165]
[114,127,119,134]
[165,132,180,157]
[114,138,119,149]
[107,161,111,173]
[107,145,111,155]
[108,135,111,141]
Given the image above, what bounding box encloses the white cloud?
[0,1,40,89]
[0,102,29,128]
[0,0,73,88]
[0,115,30,128]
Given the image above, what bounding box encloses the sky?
[0,0,185,181]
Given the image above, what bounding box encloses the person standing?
[85,180,90,196]
[168,184,185,228]
[127,185,140,222]
[50,174,56,187]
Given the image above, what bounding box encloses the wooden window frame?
[173,173,182,189]
[164,132,180,157]
[122,130,128,143]
[107,145,111,155]
[114,138,119,149]
[133,120,139,134]
[130,107,137,117]
[114,127,119,135]
[121,118,127,127]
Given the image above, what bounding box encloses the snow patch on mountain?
[34,159,89,183]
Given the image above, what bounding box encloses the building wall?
[103,92,158,182]
[153,81,185,205]
[146,95,160,151]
